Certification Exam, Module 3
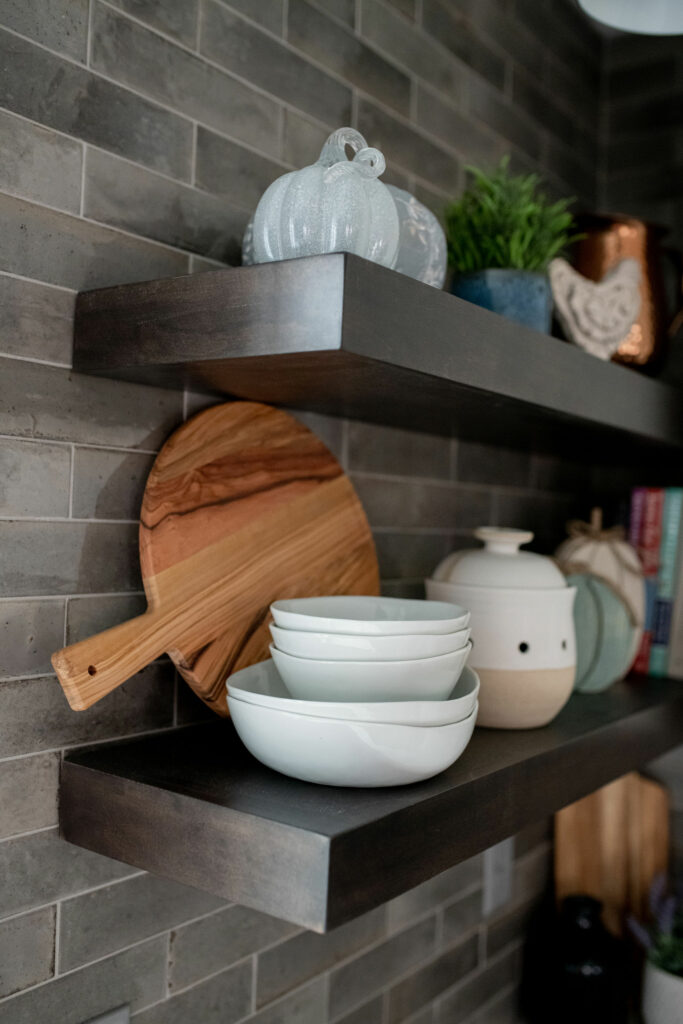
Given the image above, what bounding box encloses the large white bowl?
[227,696,479,787]
[270,642,472,702]
[228,659,480,726]
[269,623,471,662]
[270,596,469,636]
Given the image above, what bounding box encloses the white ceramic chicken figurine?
[549,256,641,360]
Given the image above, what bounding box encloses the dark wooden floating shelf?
[61,676,683,932]
[73,253,683,457]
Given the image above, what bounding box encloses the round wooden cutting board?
[52,402,379,715]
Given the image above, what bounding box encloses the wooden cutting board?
[554,772,669,935]
[52,402,379,716]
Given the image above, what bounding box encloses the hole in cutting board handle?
[87,665,97,676]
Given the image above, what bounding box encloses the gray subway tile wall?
[0,1,651,1022]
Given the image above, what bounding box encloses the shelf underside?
[61,676,683,932]
[73,254,683,460]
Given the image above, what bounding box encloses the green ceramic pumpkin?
[566,572,636,694]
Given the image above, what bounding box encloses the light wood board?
[52,402,379,715]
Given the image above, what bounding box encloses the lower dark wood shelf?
[60,676,683,932]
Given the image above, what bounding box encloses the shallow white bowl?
[269,642,471,702]
[270,596,469,636]
[228,660,480,726]
[227,696,479,787]
[269,623,471,662]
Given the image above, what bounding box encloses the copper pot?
[573,214,671,368]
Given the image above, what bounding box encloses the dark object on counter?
[574,213,680,370]
[451,268,552,333]
[521,895,629,1023]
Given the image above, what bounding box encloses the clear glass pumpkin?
[251,127,399,268]
[388,186,447,288]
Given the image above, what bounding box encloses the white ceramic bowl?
[269,642,472,702]
[270,596,469,636]
[228,659,480,726]
[227,696,479,787]
[269,623,471,662]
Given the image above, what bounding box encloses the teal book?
[649,487,683,676]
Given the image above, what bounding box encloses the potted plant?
[445,157,578,333]
[629,876,683,1024]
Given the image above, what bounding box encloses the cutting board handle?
[52,609,166,711]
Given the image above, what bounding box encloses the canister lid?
[433,527,567,589]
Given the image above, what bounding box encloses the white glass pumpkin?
[388,185,447,288]
[251,127,399,268]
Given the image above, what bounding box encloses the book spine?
[629,487,647,550]
[668,550,683,680]
[649,488,683,676]
[633,487,665,674]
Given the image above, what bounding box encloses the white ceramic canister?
[426,527,577,730]
[642,960,683,1024]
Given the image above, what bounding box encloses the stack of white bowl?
[226,596,478,788]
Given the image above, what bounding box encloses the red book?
[633,487,665,673]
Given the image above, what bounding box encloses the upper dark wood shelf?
[73,254,683,457]
[61,676,683,932]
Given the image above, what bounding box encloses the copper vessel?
[574,214,669,368]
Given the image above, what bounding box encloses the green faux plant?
[445,157,579,274]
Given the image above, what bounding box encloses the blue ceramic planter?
[451,269,552,333]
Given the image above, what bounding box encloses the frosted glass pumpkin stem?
[318,127,368,167]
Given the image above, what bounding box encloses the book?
[632,487,665,674]
[649,488,683,676]
[668,549,683,680]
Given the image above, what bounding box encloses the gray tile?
[313,0,355,25]
[256,907,385,1007]
[334,994,385,1024]
[422,0,506,90]
[351,475,490,530]
[512,71,579,152]
[227,0,284,33]
[84,147,249,264]
[0,829,134,919]
[492,491,575,553]
[0,906,55,998]
[283,112,331,168]
[0,194,188,291]
[66,594,148,645]
[511,0,600,86]
[92,3,281,158]
[0,438,71,517]
[466,986,521,1024]
[360,0,463,98]
[195,128,287,212]
[60,873,224,971]
[247,978,327,1024]
[357,99,460,193]
[374,533,453,584]
[530,453,590,495]
[0,110,82,213]
[0,520,140,597]
[387,857,482,932]
[385,0,415,16]
[456,442,531,489]
[347,422,451,478]
[485,899,535,959]
[329,916,437,1018]
[0,29,192,180]
[0,936,166,1024]
[440,889,483,947]
[200,0,352,126]
[512,845,551,904]
[386,933,479,1023]
[288,0,410,115]
[0,274,74,365]
[0,599,65,679]
[0,753,59,840]
[0,358,182,448]
[106,0,199,44]
[286,409,345,463]
[0,0,88,61]
[415,86,503,168]
[0,664,174,757]
[171,904,298,991]
[514,819,551,859]
[468,80,542,162]
[72,446,155,521]
[435,946,521,1022]
[132,960,252,1024]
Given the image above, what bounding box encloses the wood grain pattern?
[554,772,669,935]
[52,402,379,714]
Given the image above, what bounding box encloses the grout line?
[67,444,75,519]
[0,590,145,604]
[0,515,140,524]
[0,351,72,369]
[54,900,62,976]
[78,142,87,218]
[0,267,75,293]
[0,435,161,457]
